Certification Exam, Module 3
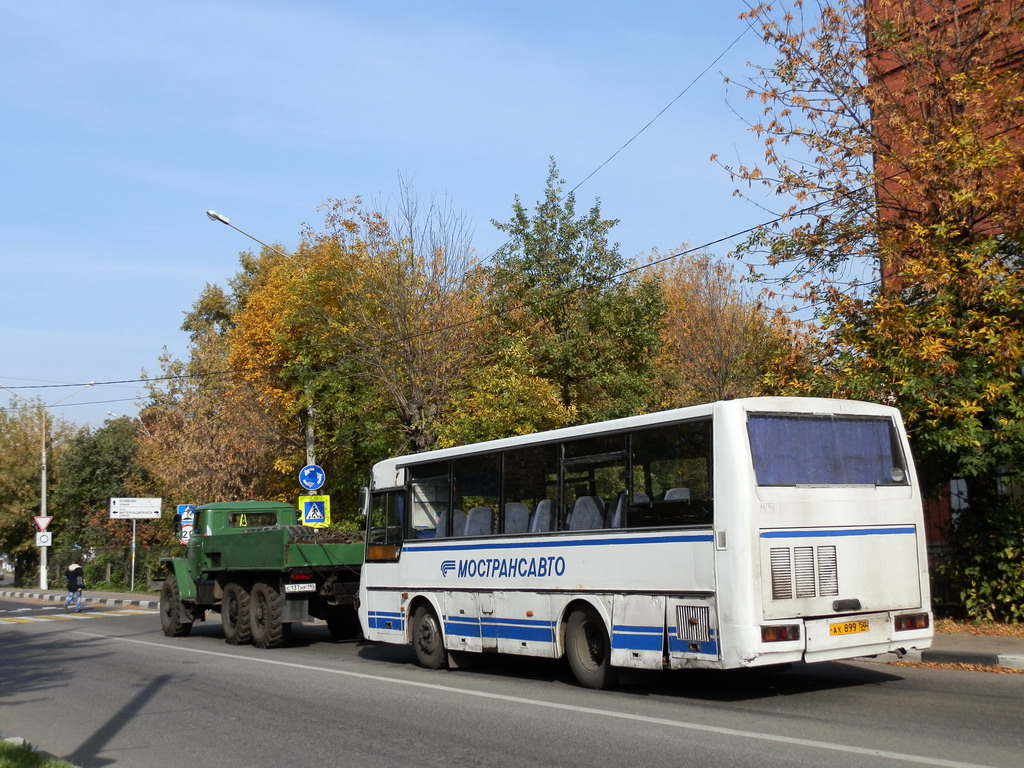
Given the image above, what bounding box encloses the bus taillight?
[761,624,801,642]
[894,613,930,631]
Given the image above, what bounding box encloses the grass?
[0,739,73,768]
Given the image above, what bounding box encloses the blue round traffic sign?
[299,464,326,491]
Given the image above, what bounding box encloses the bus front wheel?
[565,607,617,690]
[411,605,447,669]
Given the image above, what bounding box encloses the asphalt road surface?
[1,595,1021,768]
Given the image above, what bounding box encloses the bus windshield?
[747,414,909,487]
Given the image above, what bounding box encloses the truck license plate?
[284,583,316,593]
[829,619,869,636]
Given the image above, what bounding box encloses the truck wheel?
[411,605,447,669]
[565,607,617,690]
[250,581,287,648]
[326,606,362,640]
[221,582,252,645]
[159,574,193,638]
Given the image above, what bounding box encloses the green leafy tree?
[50,416,158,550]
[0,400,75,586]
[489,158,665,422]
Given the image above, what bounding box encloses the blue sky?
[1,1,778,427]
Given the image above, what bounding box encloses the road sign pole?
[130,519,137,591]
[39,416,48,591]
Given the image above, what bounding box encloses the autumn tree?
[650,250,800,406]
[139,253,298,507]
[298,185,485,455]
[489,158,665,423]
[725,1,1024,619]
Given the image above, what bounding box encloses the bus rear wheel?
[411,605,447,669]
[565,607,617,690]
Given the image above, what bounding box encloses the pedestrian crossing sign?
[299,496,331,528]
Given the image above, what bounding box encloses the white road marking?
[74,631,998,768]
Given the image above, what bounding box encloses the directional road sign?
[298,464,326,492]
[109,497,162,519]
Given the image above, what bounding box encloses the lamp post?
[0,381,95,588]
[205,210,315,465]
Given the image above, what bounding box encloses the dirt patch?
[891,660,1024,674]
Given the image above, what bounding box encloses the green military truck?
[159,500,363,648]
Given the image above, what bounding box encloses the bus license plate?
[829,620,869,636]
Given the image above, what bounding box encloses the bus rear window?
[747,414,909,486]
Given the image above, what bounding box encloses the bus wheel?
[566,607,617,690]
[221,582,251,645]
[411,605,447,669]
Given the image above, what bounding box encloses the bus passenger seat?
[665,487,691,501]
[465,507,494,536]
[530,499,556,532]
[569,496,605,530]
[606,493,626,528]
[450,509,466,537]
[504,502,530,534]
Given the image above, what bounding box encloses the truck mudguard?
[168,558,197,601]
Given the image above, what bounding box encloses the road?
[1,595,1022,768]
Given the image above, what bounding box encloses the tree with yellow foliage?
[725,0,1024,619]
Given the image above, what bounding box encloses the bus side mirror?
[358,487,371,517]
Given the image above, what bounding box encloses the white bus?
[358,397,933,688]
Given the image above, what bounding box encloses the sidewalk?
[3,585,1023,670]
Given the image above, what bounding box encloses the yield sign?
[34,516,53,532]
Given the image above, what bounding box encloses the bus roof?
[370,396,899,490]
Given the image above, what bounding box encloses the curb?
[0,589,158,610]
[863,649,1024,671]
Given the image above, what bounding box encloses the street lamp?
[205,210,315,465]
[0,381,95,589]
[206,210,290,259]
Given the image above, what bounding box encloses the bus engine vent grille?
[770,547,793,599]
[770,545,839,600]
[675,605,711,643]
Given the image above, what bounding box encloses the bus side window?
[502,443,559,534]
[630,419,713,528]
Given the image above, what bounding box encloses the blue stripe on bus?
[397,611,721,655]
[406,533,714,554]
[445,616,556,643]
[611,625,663,652]
[367,610,405,632]
[667,635,719,655]
[760,527,915,539]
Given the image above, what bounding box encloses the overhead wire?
[3,16,857,406]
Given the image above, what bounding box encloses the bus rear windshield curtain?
[747,414,908,487]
